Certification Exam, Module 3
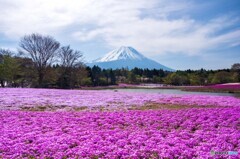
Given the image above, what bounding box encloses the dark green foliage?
[0,49,21,87]
[1,55,239,87]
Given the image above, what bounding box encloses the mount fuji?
[88,46,174,71]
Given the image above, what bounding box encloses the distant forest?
[1,33,240,88]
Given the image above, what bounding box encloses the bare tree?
[231,63,240,70]
[59,45,83,68]
[0,48,13,56]
[58,45,84,88]
[19,33,60,87]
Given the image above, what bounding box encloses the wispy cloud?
[0,0,239,57]
[72,9,240,56]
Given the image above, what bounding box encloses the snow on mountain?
[88,46,174,71]
[94,46,146,62]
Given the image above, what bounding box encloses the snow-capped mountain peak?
[94,46,146,62]
[89,46,174,71]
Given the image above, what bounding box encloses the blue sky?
[0,0,239,70]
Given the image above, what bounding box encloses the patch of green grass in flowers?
[128,103,217,110]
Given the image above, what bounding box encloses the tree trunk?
[38,71,44,87]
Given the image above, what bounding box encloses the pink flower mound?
[207,84,240,90]
[0,109,239,158]
[0,88,240,110]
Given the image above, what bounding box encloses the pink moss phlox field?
[0,88,240,110]
[1,88,240,158]
[206,84,240,90]
[1,108,240,158]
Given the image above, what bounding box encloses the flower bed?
[0,88,239,158]
[0,108,239,158]
[0,88,239,111]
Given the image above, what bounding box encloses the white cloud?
[0,0,85,37]
[0,0,239,56]
[73,15,239,56]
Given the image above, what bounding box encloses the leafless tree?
[58,45,84,88]
[0,48,13,56]
[19,33,60,87]
[231,63,240,70]
[58,45,83,68]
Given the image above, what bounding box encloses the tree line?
[0,33,240,88]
